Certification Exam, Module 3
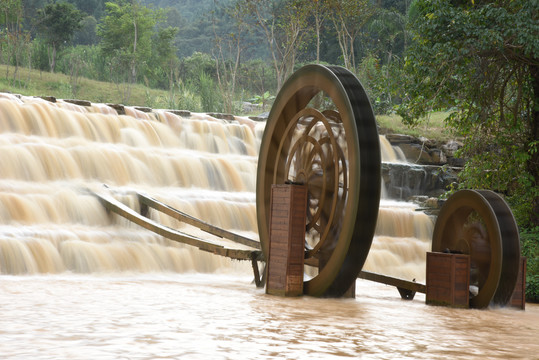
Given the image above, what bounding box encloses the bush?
[175,80,202,112]
[521,227,539,302]
[527,275,539,303]
[199,71,222,112]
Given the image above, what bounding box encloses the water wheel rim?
[475,190,520,306]
[256,64,381,297]
[432,189,520,308]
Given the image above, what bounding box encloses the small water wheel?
[432,189,520,308]
[256,64,381,297]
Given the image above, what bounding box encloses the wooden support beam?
[137,192,261,250]
[358,270,426,295]
[92,190,261,262]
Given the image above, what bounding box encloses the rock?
[207,112,235,121]
[167,110,191,117]
[410,195,429,205]
[441,140,463,157]
[448,157,466,167]
[418,136,438,148]
[242,101,262,113]
[40,95,56,103]
[428,149,447,165]
[64,99,92,107]
[107,103,125,115]
[385,134,416,144]
[381,162,460,200]
[248,116,267,122]
[135,106,152,113]
[425,197,441,208]
[397,143,433,164]
[257,112,270,119]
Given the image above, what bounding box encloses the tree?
[399,0,539,228]
[328,0,375,70]
[97,0,163,103]
[306,0,330,64]
[152,26,179,101]
[241,0,310,91]
[36,1,83,73]
[74,16,98,45]
[67,0,106,19]
[0,0,25,81]
[212,0,249,113]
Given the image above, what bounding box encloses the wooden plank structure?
[358,270,426,299]
[91,189,263,264]
[137,192,261,250]
[510,257,527,310]
[426,252,470,308]
[90,186,440,300]
[266,184,308,296]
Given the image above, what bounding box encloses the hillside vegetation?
[0,64,170,106]
[0,64,456,143]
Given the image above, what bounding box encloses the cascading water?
[364,135,434,283]
[0,94,260,275]
[0,93,431,283]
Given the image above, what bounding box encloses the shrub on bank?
[521,227,539,302]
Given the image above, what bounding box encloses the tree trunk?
[50,44,56,73]
[529,63,539,227]
[315,17,321,63]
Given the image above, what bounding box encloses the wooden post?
[266,184,308,296]
[510,257,527,310]
[426,252,470,308]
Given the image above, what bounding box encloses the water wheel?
[432,189,520,308]
[256,64,381,297]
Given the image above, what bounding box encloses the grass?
[376,111,457,142]
[0,64,172,107]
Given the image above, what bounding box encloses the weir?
[0,91,427,290]
[0,65,522,309]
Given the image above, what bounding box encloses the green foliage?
[73,15,98,45]
[199,71,222,112]
[97,1,165,102]
[145,26,179,90]
[249,91,274,111]
[521,227,539,302]
[29,38,49,71]
[237,59,277,98]
[36,2,84,48]
[175,79,202,112]
[67,0,106,19]
[178,52,215,85]
[399,0,539,228]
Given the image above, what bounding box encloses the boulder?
[385,134,416,144]
[65,99,92,107]
[441,140,463,157]
[397,143,433,164]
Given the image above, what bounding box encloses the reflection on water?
[0,274,537,359]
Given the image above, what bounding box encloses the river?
[0,94,537,359]
[1,273,537,359]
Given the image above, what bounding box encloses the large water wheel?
[256,64,381,297]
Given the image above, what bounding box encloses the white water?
[0,94,429,279]
[0,95,260,275]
